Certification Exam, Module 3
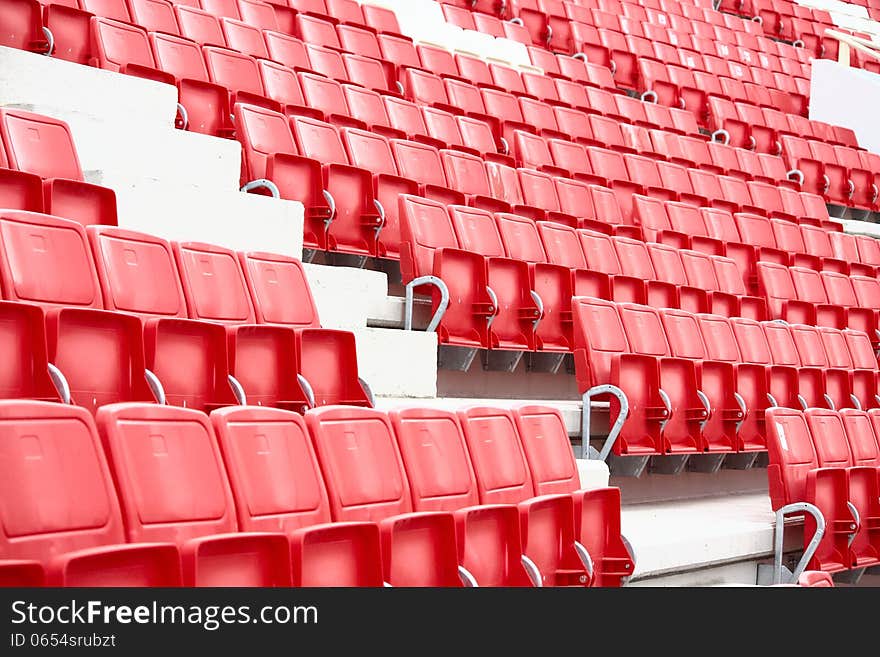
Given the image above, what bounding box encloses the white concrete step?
[73,113,241,193]
[841,217,880,238]
[304,264,390,331]
[355,327,437,399]
[0,46,177,130]
[621,493,774,584]
[98,176,304,259]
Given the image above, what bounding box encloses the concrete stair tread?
[622,492,775,582]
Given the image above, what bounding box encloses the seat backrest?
[234,104,298,181]
[799,224,834,259]
[679,249,720,291]
[699,207,740,243]
[495,214,548,264]
[731,317,773,365]
[514,405,579,497]
[734,213,776,249]
[175,5,226,47]
[844,329,877,371]
[817,327,853,370]
[804,408,853,469]
[0,211,102,309]
[95,402,238,543]
[388,407,479,512]
[789,324,829,368]
[384,96,430,138]
[660,308,709,359]
[258,60,305,107]
[238,251,320,328]
[398,194,460,281]
[91,17,157,71]
[537,221,587,269]
[0,109,84,181]
[849,276,880,308]
[761,320,802,367]
[447,206,505,257]
[290,115,349,166]
[210,406,332,532]
[88,226,187,318]
[264,31,309,70]
[613,236,656,279]
[237,0,278,31]
[839,409,879,467]
[305,406,413,522]
[300,55,349,98]
[150,32,209,81]
[440,150,492,197]
[203,46,264,97]
[756,261,796,309]
[173,241,255,324]
[518,169,562,213]
[697,314,741,363]
[771,218,806,253]
[821,271,858,307]
[220,16,268,58]
[201,0,240,19]
[0,401,128,560]
[578,229,622,275]
[391,140,447,187]
[789,266,829,305]
[647,243,688,286]
[571,296,631,383]
[617,303,672,358]
[665,201,707,237]
[456,407,535,505]
[342,127,397,176]
[765,407,819,510]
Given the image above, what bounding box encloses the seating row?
[766,407,880,573]
[0,400,633,587]
[0,209,370,413]
[570,295,880,456]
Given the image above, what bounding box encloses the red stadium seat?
[0,109,117,227]
[96,403,291,585]
[0,400,181,585]
[305,406,462,587]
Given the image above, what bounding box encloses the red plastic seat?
[697,313,770,450]
[127,0,179,34]
[399,195,493,349]
[571,296,666,456]
[0,109,117,227]
[204,46,280,113]
[289,115,384,255]
[456,406,591,586]
[617,302,706,453]
[387,407,530,587]
[0,401,182,585]
[494,213,574,352]
[150,33,235,137]
[209,405,384,585]
[514,405,634,585]
[447,206,539,352]
[304,406,462,587]
[95,403,291,585]
[175,5,225,46]
[766,407,852,573]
